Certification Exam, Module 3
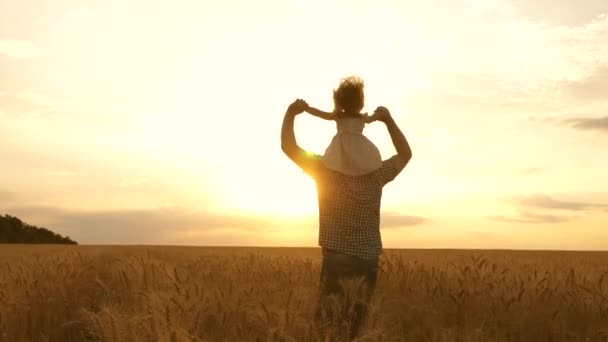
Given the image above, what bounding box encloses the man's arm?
[281,99,321,175]
[373,106,412,182]
[383,114,413,169]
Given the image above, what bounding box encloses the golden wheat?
[1,246,608,342]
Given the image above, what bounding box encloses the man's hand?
[371,106,392,123]
[287,99,308,116]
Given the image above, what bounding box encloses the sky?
[1,0,607,249]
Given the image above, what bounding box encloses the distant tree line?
[0,214,77,244]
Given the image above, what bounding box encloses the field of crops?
[1,245,608,341]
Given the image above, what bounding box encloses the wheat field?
[1,246,608,342]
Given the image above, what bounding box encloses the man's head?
[333,76,365,114]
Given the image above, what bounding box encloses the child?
[304,76,383,176]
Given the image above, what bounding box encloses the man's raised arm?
[375,106,412,169]
[281,99,305,159]
[281,99,321,175]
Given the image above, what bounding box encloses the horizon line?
[5,244,607,252]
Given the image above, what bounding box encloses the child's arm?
[305,106,335,121]
[363,112,375,123]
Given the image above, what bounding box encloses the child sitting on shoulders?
[304,76,382,176]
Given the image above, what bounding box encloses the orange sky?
[1,0,607,249]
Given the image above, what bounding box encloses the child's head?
[333,76,365,115]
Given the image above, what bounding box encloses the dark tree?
[0,214,77,244]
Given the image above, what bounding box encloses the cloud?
[508,0,608,26]
[562,66,608,102]
[0,39,46,59]
[0,91,62,110]
[517,195,608,211]
[489,194,608,224]
[3,206,279,244]
[0,91,60,120]
[558,66,608,131]
[2,206,429,244]
[381,212,427,228]
[15,92,60,108]
[566,116,608,131]
[0,189,18,203]
[489,211,572,224]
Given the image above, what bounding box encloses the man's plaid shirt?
[296,153,405,260]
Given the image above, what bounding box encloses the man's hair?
[333,76,365,115]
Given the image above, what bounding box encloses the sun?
[219,166,319,217]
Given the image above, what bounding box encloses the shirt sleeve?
[379,155,406,185]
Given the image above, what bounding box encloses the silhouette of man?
[280,95,413,339]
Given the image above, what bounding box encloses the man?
[280,94,412,339]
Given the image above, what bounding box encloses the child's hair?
[333,76,365,118]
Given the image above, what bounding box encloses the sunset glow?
[1,0,607,248]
